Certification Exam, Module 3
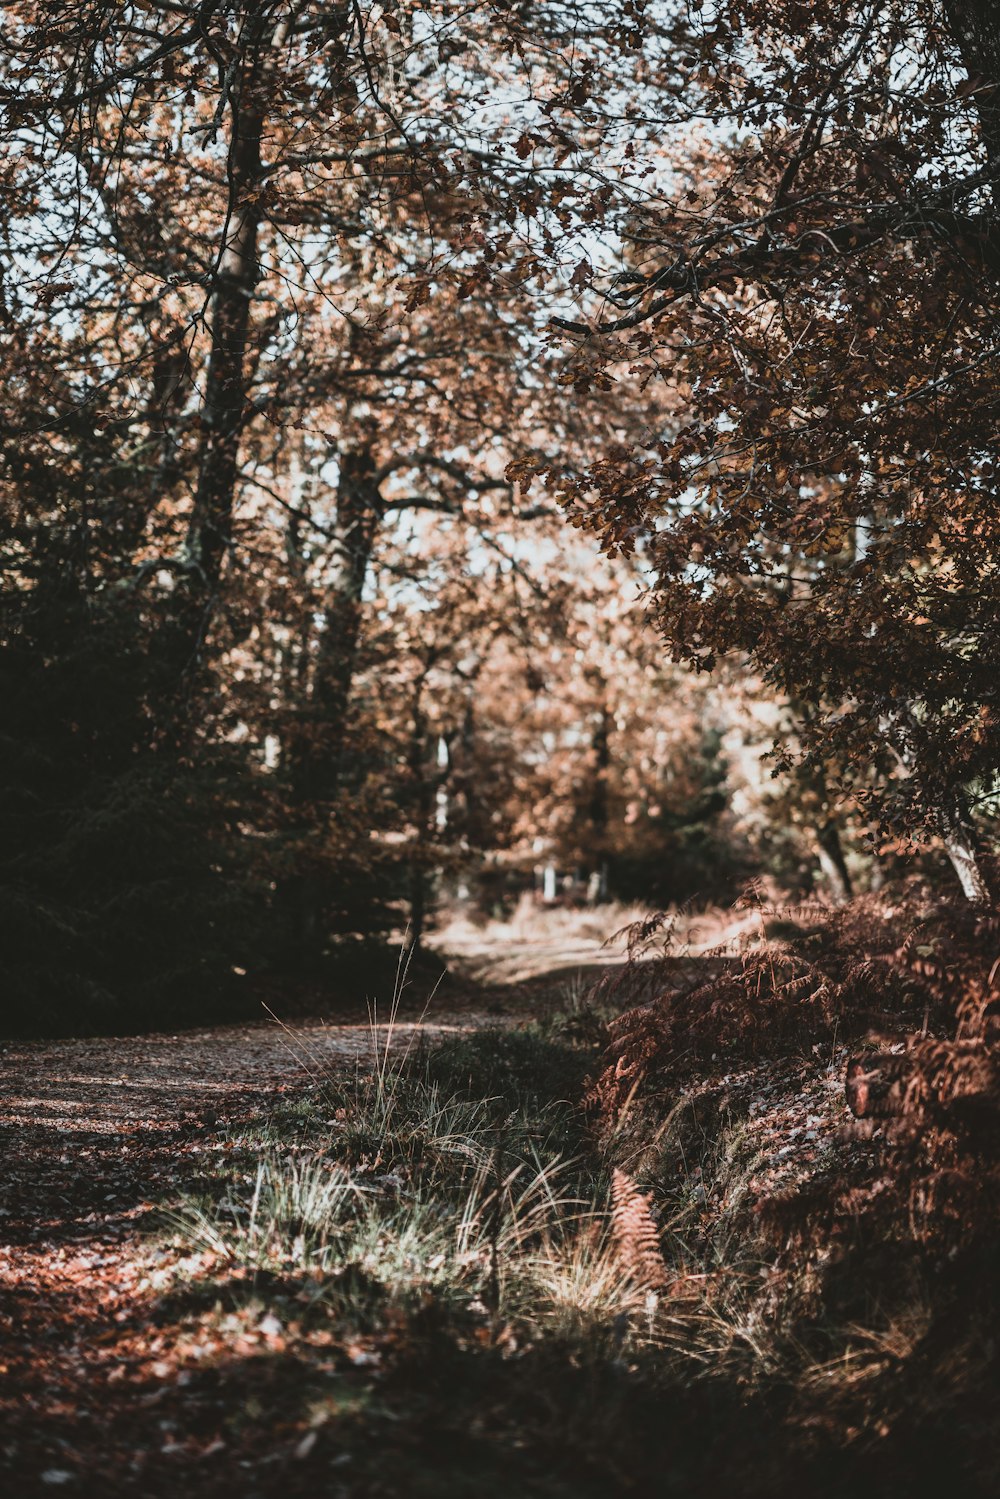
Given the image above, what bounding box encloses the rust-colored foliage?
[592,887,1000,1117]
[538,0,1000,871]
[610,1168,668,1291]
[595,887,1000,1284]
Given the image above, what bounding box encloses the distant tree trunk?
[942,810,992,903]
[815,820,853,904]
[407,694,430,957]
[792,703,853,903]
[588,701,612,837]
[282,472,314,699]
[945,1,1000,171]
[284,444,383,956]
[588,698,612,895]
[404,680,449,958]
[452,695,480,840]
[300,445,383,798]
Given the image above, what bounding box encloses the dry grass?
[156,897,1000,1495]
[167,986,771,1378]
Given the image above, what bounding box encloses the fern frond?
[610,1169,667,1291]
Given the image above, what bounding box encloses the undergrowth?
[159,898,1000,1496]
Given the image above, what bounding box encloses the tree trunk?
[403,677,447,958]
[945,1,1000,172]
[588,700,612,837]
[943,815,992,903]
[453,696,480,840]
[815,820,853,904]
[588,698,612,896]
[283,445,383,956]
[185,97,265,596]
[299,446,383,798]
[184,11,297,606]
[937,5,999,901]
[407,693,430,957]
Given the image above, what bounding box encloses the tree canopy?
[3,0,1000,1032]
[537,0,1000,895]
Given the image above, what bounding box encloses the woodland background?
[5,6,1000,1493]
[5,0,1000,1037]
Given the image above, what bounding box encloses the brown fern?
[610,1169,668,1291]
[588,884,991,1119]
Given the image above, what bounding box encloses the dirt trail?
[2,1012,501,1138]
[1,1010,507,1245]
[0,942,850,1495]
[0,1006,512,1494]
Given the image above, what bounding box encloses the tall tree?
[536,0,1000,897]
[1,0,647,1008]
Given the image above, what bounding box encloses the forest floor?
[0,910,992,1497]
[0,934,628,1499]
[0,994,527,1498]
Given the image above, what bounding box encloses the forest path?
[0,1001,524,1493]
[0,915,663,1495]
[0,1006,511,1250]
[0,930,834,1496]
